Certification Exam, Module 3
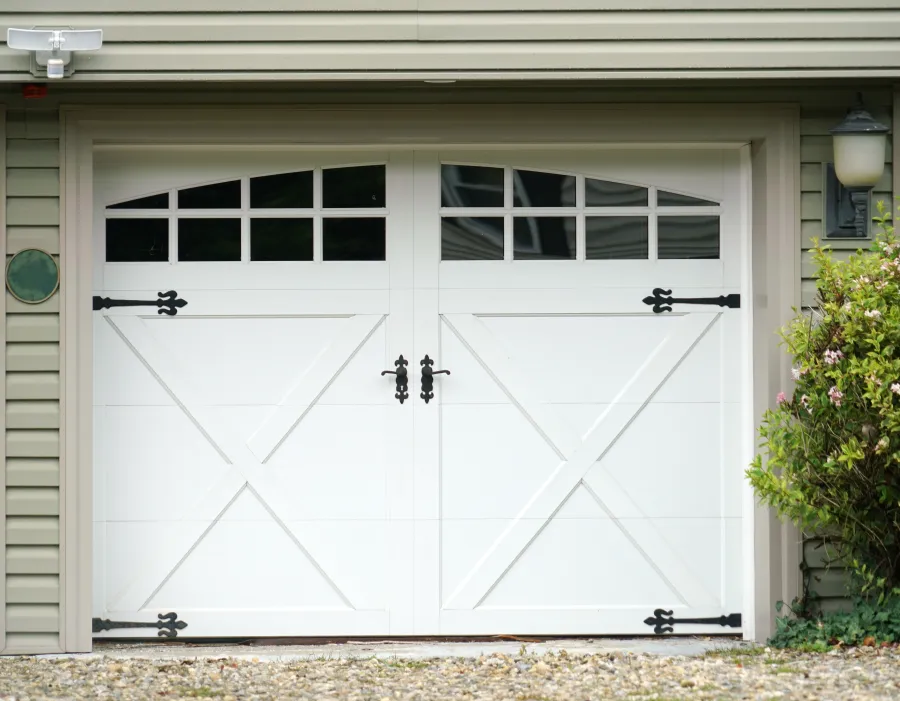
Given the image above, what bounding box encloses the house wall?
[4,108,61,654]
[0,3,899,79]
[0,81,891,652]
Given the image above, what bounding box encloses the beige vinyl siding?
[0,6,898,79]
[3,109,61,654]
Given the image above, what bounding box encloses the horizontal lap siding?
[0,7,897,77]
[3,110,61,654]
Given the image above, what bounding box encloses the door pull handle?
[420,354,450,404]
[381,355,409,404]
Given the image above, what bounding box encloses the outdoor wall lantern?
[826,94,889,238]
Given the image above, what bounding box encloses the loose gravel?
[1,646,899,700]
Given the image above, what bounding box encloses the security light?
[7,28,103,79]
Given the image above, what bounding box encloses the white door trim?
[60,104,800,649]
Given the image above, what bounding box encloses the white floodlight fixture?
[7,28,103,79]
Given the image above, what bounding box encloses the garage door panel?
[437,321,509,405]
[440,287,740,315]
[316,322,390,406]
[94,319,175,407]
[476,314,681,405]
[585,403,725,519]
[480,517,680,609]
[440,404,560,520]
[104,521,203,613]
[439,260,724,290]
[144,487,352,612]
[100,264,391,294]
[441,519,516,608]
[267,405,389,521]
[95,288,390,318]
[285,520,402,612]
[653,315,727,404]
[97,406,227,523]
[142,316,345,407]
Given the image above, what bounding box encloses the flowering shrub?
[748,202,900,601]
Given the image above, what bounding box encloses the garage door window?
[440,164,721,262]
[105,164,387,263]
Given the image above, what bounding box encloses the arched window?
[440,164,721,261]
[104,165,387,263]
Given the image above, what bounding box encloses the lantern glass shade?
[832,132,887,188]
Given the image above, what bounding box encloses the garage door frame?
[59,103,800,650]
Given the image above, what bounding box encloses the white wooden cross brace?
[105,313,385,612]
[441,311,722,610]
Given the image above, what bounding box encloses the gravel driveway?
[1,646,898,700]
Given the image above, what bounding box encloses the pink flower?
[791,368,807,381]
[776,392,787,404]
[828,386,843,406]
[891,383,900,395]
[823,349,844,365]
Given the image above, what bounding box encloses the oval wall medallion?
[6,248,59,304]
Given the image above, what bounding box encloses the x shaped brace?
[105,313,385,612]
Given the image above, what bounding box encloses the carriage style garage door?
[92,147,747,638]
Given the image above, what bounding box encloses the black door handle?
[420,355,450,404]
[381,355,409,404]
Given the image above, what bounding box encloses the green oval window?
[6,248,59,304]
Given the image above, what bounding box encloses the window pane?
[323,165,385,208]
[441,217,504,261]
[513,217,576,260]
[250,171,313,209]
[251,219,313,261]
[106,219,169,262]
[441,165,504,208]
[178,219,241,261]
[658,216,720,259]
[178,180,241,209]
[108,193,169,210]
[323,218,385,261]
[657,190,718,207]
[513,170,575,208]
[585,179,648,207]
[586,217,649,259]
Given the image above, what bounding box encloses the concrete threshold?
[40,637,749,661]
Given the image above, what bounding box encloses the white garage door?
[92,147,747,638]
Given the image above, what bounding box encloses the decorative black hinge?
[92,611,188,638]
[642,288,740,314]
[644,608,742,635]
[93,290,188,316]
